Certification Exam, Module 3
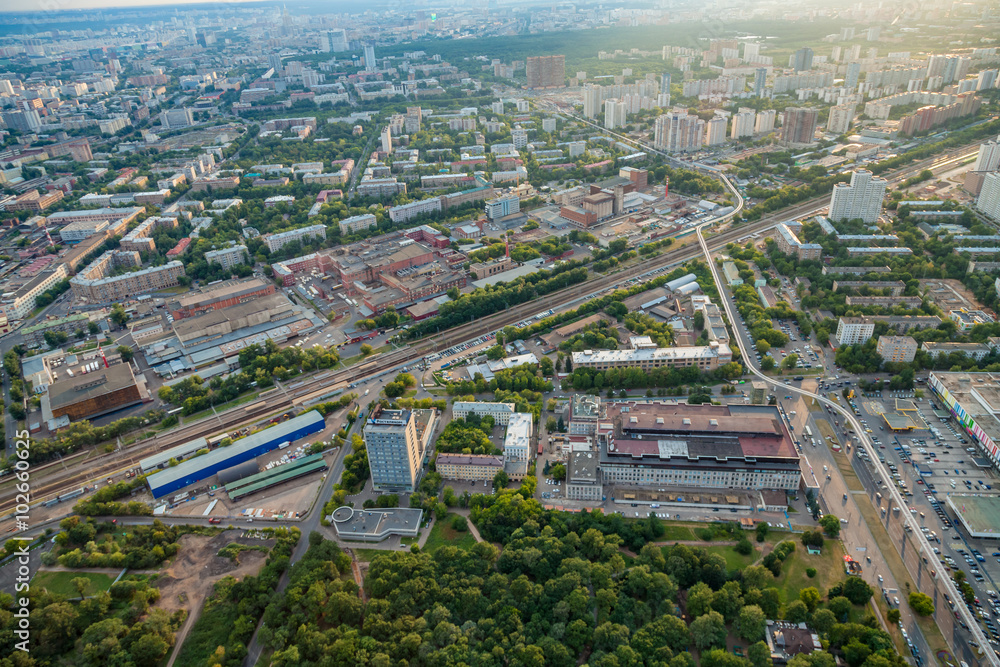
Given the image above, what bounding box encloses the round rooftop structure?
[331,506,355,523]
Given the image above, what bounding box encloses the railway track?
[0,141,982,514]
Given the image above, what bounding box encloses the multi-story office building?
[654,110,704,152]
[388,199,440,224]
[160,108,194,129]
[436,454,504,481]
[572,336,732,372]
[525,55,565,89]
[364,406,421,491]
[2,265,69,320]
[780,107,818,146]
[485,195,520,220]
[504,413,533,463]
[597,403,800,490]
[262,224,327,253]
[453,401,516,425]
[205,245,248,270]
[876,336,918,363]
[829,169,888,224]
[836,317,875,345]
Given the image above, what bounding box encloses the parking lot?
[845,389,1000,653]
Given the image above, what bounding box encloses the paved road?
[698,219,996,667]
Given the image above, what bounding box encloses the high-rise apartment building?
[978,172,1000,223]
[364,406,421,491]
[1,109,41,133]
[829,169,888,224]
[731,108,756,140]
[845,62,862,90]
[754,109,777,134]
[973,136,1000,172]
[604,99,627,130]
[754,67,767,96]
[364,44,377,71]
[525,55,566,89]
[791,47,814,72]
[583,84,602,118]
[705,117,727,146]
[654,110,704,153]
[977,70,998,92]
[780,107,818,146]
[380,126,392,153]
[826,104,856,134]
[320,29,348,52]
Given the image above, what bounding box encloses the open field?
[32,571,115,598]
[423,515,478,553]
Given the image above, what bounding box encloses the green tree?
[690,610,727,650]
[551,463,566,481]
[116,345,134,363]
[908,591,934,615]
[819,514,840,537]
[736,604,766,642]
[784,600,808,623]
[493,470,509,488]
[110,303,129,327]
[761,356,776,371]
[748,641,773,667]
[799,586,821,612]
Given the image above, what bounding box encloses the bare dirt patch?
[154,531,273,616]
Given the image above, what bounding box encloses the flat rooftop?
[48,362,138,413]
[945,494,1000,538]
[329,506,423,540]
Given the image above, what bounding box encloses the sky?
[3,0,268,12]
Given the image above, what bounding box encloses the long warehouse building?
[146,411,325,498]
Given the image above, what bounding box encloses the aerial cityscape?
[2,0,1000,665]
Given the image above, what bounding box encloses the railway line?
[0,139,983,515]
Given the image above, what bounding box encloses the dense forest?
[249,504,905,667]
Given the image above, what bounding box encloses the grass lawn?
[658,523,697,541]
[816,418,865,492]
[352,547,396,563]
[32,571,114,598]
[704,544,760,572]
[182,392,261,423]
[423,514,478,553]
[773,540,846,605]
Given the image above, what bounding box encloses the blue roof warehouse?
[146,410,326,499]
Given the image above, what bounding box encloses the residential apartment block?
[876,336,918,363]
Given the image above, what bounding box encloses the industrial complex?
[146,411,325,498]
